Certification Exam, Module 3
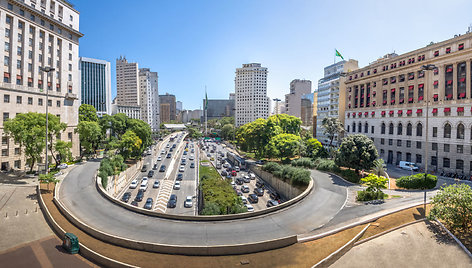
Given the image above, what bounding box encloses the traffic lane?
[169,146,197,215]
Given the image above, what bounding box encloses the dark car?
[221,170,228,176]
[167,194,177,208]
[256,180,265,189]
[147,170,154,178]
[183,151,187,155]
[121,192,131,203]
[235,178,244,185]
[172,144,176,148]
[141,165,148,172]
[166,153,172,158]
[144,198,153,210]
[248,194,259,203]
[159,165,166,172]
[131,200,139,206]
[235,189,243,196]
[169,147,174,152]
[254,187,264,196]
[135,190,145,202]
[177,173,183,181]
[255,160,265,165]
[152,164,158,170]
[270,192,281,200]
[190,162,195,168]
[266,199,279,207]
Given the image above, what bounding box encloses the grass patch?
[388,195,402,199]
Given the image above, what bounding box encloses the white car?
[189,155,194,160]
[245,204,254,212]
[58,163,68,169]
[129,179,138,189]
[240,196,248,204]
[173,181,181,190]
[179,166,185,172]
[161,150,165,155]
[157,156,162,161]
[184,196,193,208]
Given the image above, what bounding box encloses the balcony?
[65,93,78,100]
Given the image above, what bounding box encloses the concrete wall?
[104,160,143,197]
[249,166,305,200]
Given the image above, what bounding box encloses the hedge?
[356,190,386,201]
[312,158,361,184]
[262,162,311,187]
[396,173,437,189]
[291,158,316,169]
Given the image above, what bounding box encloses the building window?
[443,158,450,168]
[389,123,394,135]
[388,139,393,146]
[14,160,20,169]
[432,143,438,151]
[381,138,385,145]
[56,100,60,107]
[1,137,7,145]
[7,3,13,10]
[416,154,422,164]
[3,112,9,122]
[444,144,450,152]
[371,125,374,134]
[4,56,9,66]
[38,98,43,106]
[457,145,464,154]
[381,123,386,134]
[433,127,437,137]
[15,148,20,155]
[456,159,464,171]
[48,100,52,106]
[4,94,10,103]
[444,123,451,138]
[16,96,22,104]
[432,156,438,166]
[397,140,402,147]
[68,132,72,140]
[416,123,423,137]
[406,123,412,136]
[1,149,8,156]
[28,97,33,105]
[397,123,403,135]
[457,123,465,139]
[416,141,422,149]
[406,140,411,148]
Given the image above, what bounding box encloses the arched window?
[347,125,350,132]
[406,123,412,136]
[364,122,369,133]
[457,123,464,139]
[389,123,394,134]
[397,123,403,135]
[358,122,362,133]
[416,123,423,136]
[352,122,356,133]
[444,123,451,138]
[381,123,386,134]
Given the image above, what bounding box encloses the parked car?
[241,185,250,193]
[184,196,193,208]
[153,180,160,188]
[221,170,228,176]
[174,181,181,190]
[159,165,166,172]
[245,204,254,212]
[235,189,243,196]
[177,173,183,180]
[129,179,138,189]
[58,163,68,169]
[266,199,279,207]
[234,166,240,172]
[231,170,237,176]
[135,190,144,202]
[147,170,154,178]
[250,173,256,180]
[167,194,177,208]
[141,165,148,172]
[254,187,264,196]
[144,198,153,209]
[121,192,131,203]
[131,200,139,206]
[398,161,419,171]
[248,194,259,203]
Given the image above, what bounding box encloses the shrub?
[396,173,437,189]
[315,158,338,172]
[262,162,282,173]
[262,162,311,187]
[429,184,472,231]
[337,169,361,183]
[291,158,316,169]
[356,190,386,201]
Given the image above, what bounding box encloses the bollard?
[35,207,38,213]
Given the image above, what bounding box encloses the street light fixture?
[420,63,437,217]
[40,66,55,175]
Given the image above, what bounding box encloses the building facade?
[235,63,269,127]
[139,68,159,131]
[344,31,472,175]
[316,59,358,145]
[80,57,111,117]
[111,102,141,120]
[202,98,235,121]
[181,109,202,123]
[159,93,176,123]
[285,79,311,118]
[272,101,286,115]
[176,101,182,113]
[0,0,82,171]
[301,93,314,127]
[116,56,139,106]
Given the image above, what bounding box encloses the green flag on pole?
[335,49,344,60]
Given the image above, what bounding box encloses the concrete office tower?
[80,57,111,117]
[272,101,286,115]
[181,109,203,123]
[139,68,159,131]
[235,63,269,127]
[316,59,359,145]
[345,31,472,173]
[116,56,140,106]
[0,0,83,171]
[159,93,176,123]
[285,79,312,118]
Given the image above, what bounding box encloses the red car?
[231,170,237,176]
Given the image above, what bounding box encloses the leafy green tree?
[322,117,345,147]
[220,124,235,140]
[335,134,379,173]
[75,121,102,156]
[429,184,472,231]
[110,113,128,137]
[304,138,322,158]
[46,114,67,166]
[126,118,152,155]
[119,130,142,159]
[187,126,203,139]
[361,174,388,193]
[269,133,301,161]
[98,114,112,135]
[53,140,72,164]
[78,104,98,122]
[268,114,301,135]
[372,159,386,178]
[219,117,234,127]
[3,113,48,172]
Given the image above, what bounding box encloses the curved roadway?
[58,161,347,246]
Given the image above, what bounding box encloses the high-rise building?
[116,56,139,106]
[301,93,314,127]
[316,59,359,145]
[229,93,235,100]
[159,93,176,123]
[202,98,235,121]
[345,31,472,174]
[79,57,111,117]
[139,68,159,131]
[285,79,312,118]
[235,63,269,127]
[0,0,82,171]
[181,109,203,123]
[272,101,286,115]
[176,101,182,113]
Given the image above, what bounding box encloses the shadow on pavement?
[426,221,455,245]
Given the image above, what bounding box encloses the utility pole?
[40,66,55,175]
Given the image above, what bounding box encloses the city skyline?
[76,0,472,110]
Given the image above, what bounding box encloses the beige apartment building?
[116,56,139,106]
[344,30,472,175]
[0,0,82,171]
[285,79,311,118]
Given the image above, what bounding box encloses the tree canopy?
[430,184,472,232]
[78,104,98,122]
[75,121,102,156]
[269,133,301,160]
[335,134,379,172]
[119,130,142,159]
[322,117,344,147]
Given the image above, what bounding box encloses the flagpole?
[205,86,207,137]
[334,48,336,64]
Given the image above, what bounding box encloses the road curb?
[353,218,426,246]
[435,219,472,258]
[312,224,371,268]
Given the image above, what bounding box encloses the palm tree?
[373,159,386,178]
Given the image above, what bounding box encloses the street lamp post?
[420,63,437,217]
[40,66,55,175]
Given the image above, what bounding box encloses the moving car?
[140,180,149,191]
[141,165,148,172]
[266,199,279,207]
[144,198,153,209]
[241,185,250,193]
[121,192,131,203]
[147,170,154,178]
[159,165,166,172]
[177,173,183,180]
[179,166,185,172]
[184,196,193,208]
[157,156,162,161]
[135,190,144,202]
[152,164,158,170]
[153,180,160,188]
[166,153,172,158]
[254,187,264,196]
[190,162,195,168]
[189,155,194,160]
[240,195,248,204]
[245,204,254,212]
[129,179,138,189]
[248,194,259,203]
[174,181,181,190]
[167,194,177,208]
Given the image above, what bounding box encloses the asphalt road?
[58,159,349,246]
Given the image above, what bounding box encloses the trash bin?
[62,233,79,254]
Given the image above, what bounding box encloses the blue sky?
[76,0,472,110]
